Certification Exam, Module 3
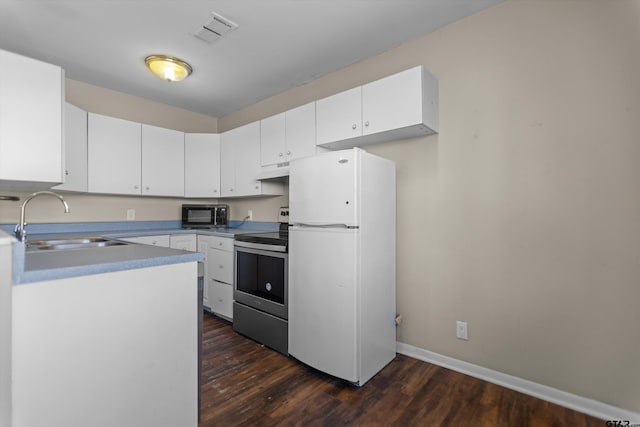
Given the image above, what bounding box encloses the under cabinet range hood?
[257,164,290,182]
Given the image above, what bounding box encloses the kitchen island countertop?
[6,225,273,284]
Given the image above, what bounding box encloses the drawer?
[207,248,233,284]
[208,235,233,252]
[121,235,170,247]
[208,279,233,320]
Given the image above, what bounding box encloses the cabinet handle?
[279,152,283,157]
[218,242,223,246]
[219,265,224,269]
[255,185,259,190]
[352,124,357,130]
[146,186,150,191]
[213,189,218,193]
[286,150,291,155]
[134,185,139,190]
[65,170,69,176]
[364,121,370,127]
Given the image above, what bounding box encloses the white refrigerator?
[288,147,396,386]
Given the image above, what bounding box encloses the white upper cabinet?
[184,133,221,198]
[54,103,87,192]
[233,122,262,196]
[316,87,362,147]
[141,124,184,197]
[221,122,284,197]
[260,112,286,166]
[286,102,318,162]
[0,49,64,188]
[88,113,142,195]
[220,130,236,197]
[362,65,438,136]
[261,102,318,167]
[316,66,438,150]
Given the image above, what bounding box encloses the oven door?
[234,245,288,320]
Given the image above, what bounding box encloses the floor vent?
[193,12,238,43]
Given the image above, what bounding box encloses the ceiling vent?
[193,12,238,43]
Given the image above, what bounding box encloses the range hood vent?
[257,165,290,182]
[193,12,238,43]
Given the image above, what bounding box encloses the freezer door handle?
[293,223,359,229]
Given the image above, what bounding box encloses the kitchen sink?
[26,237,129,252]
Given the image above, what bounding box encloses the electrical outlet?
[247,210,253,221]
[126,209,135,221]
[456,321,468,340]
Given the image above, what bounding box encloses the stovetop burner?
[234,223,289,250]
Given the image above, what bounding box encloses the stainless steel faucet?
[14,191,70,242]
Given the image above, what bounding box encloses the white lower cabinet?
[119,235,170,247]
[205,235,234,320]
[197,236,211,310]
[169,234,196,251]
[208,280,233,320]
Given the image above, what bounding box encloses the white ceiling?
[0,0,504,118]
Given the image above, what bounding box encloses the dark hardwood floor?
[199,312,603,426]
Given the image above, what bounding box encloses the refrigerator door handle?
[294,223,359,229]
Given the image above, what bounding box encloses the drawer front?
[208,235,233,252]
[209,279,233,320]
[207,248,233,284]
[121,235,170,247]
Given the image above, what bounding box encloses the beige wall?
[219,0,640,413]
[66,79,218,133]
[1,0,638,414]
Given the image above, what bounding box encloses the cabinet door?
[260,112,286,167]
[316,86,362,146]
[88,113,141,195]
[197,237,211,310]
[0,49,64,184]
[231,122,262,197]
[285,101,317,162]
[184,133,220,198]
[219,131,235,197]
[362,66,423,136]
[141,124,184,197]
[169,234,197,251]
[54,103,87,192]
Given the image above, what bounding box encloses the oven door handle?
[234,240,287,253]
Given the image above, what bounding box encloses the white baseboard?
[396,341,640,422]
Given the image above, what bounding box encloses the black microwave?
[182,204,229,229]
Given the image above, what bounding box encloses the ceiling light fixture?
[144,55,192,82]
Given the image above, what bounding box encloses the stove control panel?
[278,206,289,224]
